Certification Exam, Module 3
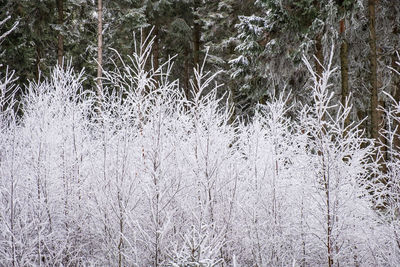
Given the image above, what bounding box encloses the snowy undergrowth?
[0,37,398,266]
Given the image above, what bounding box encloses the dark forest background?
[1,0,399,133]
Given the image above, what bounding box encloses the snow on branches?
[0,32,398,266]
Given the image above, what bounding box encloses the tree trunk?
[378,99,387,173]
[96,0,103,97]
[315,33,324,82]
[192,1,201,93]
[340,17,350,127]
[35,43,41,82]
[393,52,400,153]
[392,19,400,155]
[57,0,64,67]
[118,190,124,267]
[184,48,190,97]
[193,0,201,72]
[315,33,325,124]
[368,0,379,141]
[153,22,160,88]
[193,23,200,69]
[153,22,160,72]
[10,141,15,267]
[323,154,333,267]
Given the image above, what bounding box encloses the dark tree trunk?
[315,33,324,82]
[392,18,400,155]
[153,21,160,90]
[192,0,201,74]
[57,0,64,67]
[193,22,200,69]
[153,22,159,73]
[192,1,201,92]
[393,52,400,154]
[339,17,350,127]
[96,0,103,96]
[368,0,379,141]
[35,43,41,82]
[184,48,190,98]
[378,99,388,173]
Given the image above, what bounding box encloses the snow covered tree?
[298,52,382,266]
[3,12,400,264]
[377,58,400,265]
[0,66,20,266]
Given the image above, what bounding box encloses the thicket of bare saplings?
[1,37,400,266]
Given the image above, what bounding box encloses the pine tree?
[230,0,337,116]
[0,0,57,84]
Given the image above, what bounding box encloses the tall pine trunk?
[184,48,190,97]
[193,23,200,69]
[391,12,400,155]
[35,43,41,82]
[368,0,379,141]
[340,16,350,127]
[393,52,400,153]
[57,0,64,67]
[315,33,324,82]
[96,0,103,96]
[192,0,201,92]
[153,22,160,86]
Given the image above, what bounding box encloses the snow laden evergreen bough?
[0,35,398,266]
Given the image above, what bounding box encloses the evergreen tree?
[229,0,365,117]
[0,0,57,83]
